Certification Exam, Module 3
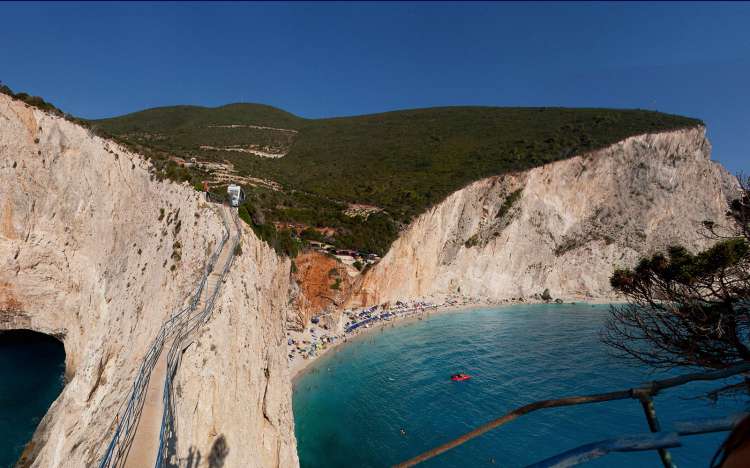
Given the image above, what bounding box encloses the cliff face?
[288,251,356,330]
[0,93,296,467]
[0,87,738,468]
[170,231,298,467]
[353,127,736,306]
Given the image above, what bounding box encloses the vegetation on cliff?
[91,103,701,255]
[94,105,700,211]
[605,176,750,390]
[0,83,704,255]
[0,82,92,129]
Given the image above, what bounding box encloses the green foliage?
[353,260,364,271]
[240,184,397,255]
[0,84,64,116]
[171,240,182,262]
[237,204,253,226]
[611,239,750,292]
[465,234,480,248]
[605,236,750,371]
[93,105,700,217]
[237,202,300,257]
[300,228,325,242]
[93,103,301,134]
[331,212,398,256]
[252,224,300,258]
[0,83,102,134]
[90,102,702,255]
[497,189,522,219]
[8,84,703,256]
[330,277,341,290]
[554,237,579,257]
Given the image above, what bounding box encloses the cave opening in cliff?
[0,329,66,467]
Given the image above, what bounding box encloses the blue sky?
[1,2,748,172]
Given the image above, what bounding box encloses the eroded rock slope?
[0,88,738,468]
[0,93,296,467]
[352,127,737,305]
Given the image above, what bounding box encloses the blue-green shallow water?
[0,330,65,468]
[293,304,748,467]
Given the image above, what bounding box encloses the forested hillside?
[91,103,703,256]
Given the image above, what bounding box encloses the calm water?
[293,304,748,467]
[0,330,65,468]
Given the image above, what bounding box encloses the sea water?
[0,330,65,468]
[293,304,748,467]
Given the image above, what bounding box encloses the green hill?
[89,104,702,256]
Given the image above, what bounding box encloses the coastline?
[288,295,618,382]
[289,300,476,381]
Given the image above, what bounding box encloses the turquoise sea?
[0,330,65,468]
[293,304,748,467]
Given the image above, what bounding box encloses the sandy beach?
[287,295,617,380]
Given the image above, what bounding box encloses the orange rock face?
[291,251,356,328]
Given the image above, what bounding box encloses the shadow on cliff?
[169,434,229,468]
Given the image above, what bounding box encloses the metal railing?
[156,205,242,467]
[99,200,233,468]
[394,363,750,468]
[527,412,748,468]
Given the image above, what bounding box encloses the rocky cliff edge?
[0,93,297,467]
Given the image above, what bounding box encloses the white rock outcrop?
[0,93,297,467]
[353,127,737,305]
[0,87,739,468]
[170,229,299,467]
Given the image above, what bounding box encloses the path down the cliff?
[126,204,239,468]
[123,351,168,468]
[103,203,240,468]
[0,92,298,468]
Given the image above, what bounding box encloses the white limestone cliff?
[1,87,740,468]
[0,93,297,467]
[169,228,299,468]
[353,127,737,306]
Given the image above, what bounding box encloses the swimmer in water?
[400,428,406,436]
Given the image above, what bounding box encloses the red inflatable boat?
[451,373,471,382]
